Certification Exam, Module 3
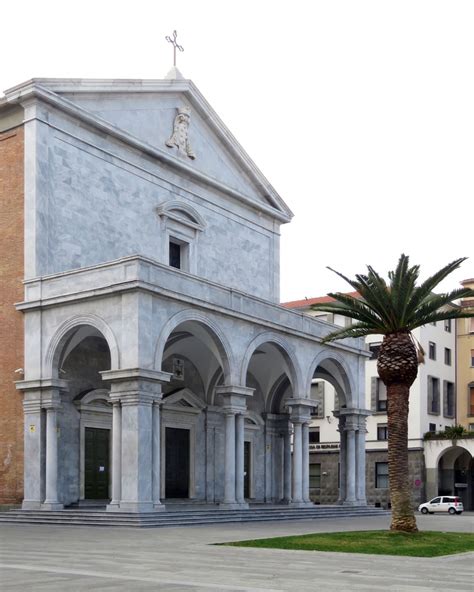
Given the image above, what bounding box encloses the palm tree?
[311,255,474,532]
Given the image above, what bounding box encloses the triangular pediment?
[15,78,292,222]
[163,388,206,411]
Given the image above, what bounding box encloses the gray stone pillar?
[152,400,164,510]
[101,369,171,513]
[302,422,310,503]
[21,397,44,509]
[43,403,63,510]
[235,413,245,504]
[16,379,68,510]
[344,424,357,505]
[356,417,367,504]
[107,401,122,511]
[283,429,292,503]
[337,415,346,504]
[215,385,253,509]
[286,398,313,507]
[224,411,237,504]
[292,421,303,503]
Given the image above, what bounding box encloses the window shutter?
[427,376,433,413]
[371,377,378,411]
[443,381,448,417]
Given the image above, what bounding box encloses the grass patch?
[221,530,474,557]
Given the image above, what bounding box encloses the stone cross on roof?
[165,30,184,67]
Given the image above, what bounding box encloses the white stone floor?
[0,514,473,591]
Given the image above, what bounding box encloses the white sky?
[2,0,473,301]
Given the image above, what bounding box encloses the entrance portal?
[165,427,190,498]
[244,441,251,499]
[84,427,110,499]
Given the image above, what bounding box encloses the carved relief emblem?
[166,106,196,160]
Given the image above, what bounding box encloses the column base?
[219,502,249,510]
[342,499,360,506]
[289,501,314,508]
[114,501,157,512]
[153,502,166,512]
[22,500,42,510]
[41,502,64,511]
[106,502,120,512]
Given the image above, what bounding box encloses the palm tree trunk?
[387,382,418,532]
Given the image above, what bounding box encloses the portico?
[5,76,371,514]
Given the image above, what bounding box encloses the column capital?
[16,378,68,393]
[101,368,172,402]
[216,385,253,413]
[286,398,313,423]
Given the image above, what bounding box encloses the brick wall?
[0,125,24,504]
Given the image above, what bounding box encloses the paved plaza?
[0,514,473,591]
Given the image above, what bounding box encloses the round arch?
[434,444,474,469]
[45,314,120,379]
[240,332,304,396]
[154,310,236,384]
[305,349,355,408]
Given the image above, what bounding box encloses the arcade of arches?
[17,308,369,513]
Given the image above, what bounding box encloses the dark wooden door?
[244,441,251,499]
[165,427,190,498]
[84,427,110,499]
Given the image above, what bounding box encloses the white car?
[418,496,464,515]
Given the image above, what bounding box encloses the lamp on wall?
[325,415,332,423]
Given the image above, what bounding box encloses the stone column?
[107,400,122,511]
[292,421,303,503]
[215,385,253,509]
[235,413,245,504]
[302,422,310,503]
[356,416,367,504]
[223,411,237,504]
[43,398,63,510]
[337,414,346,504]
[283,429,292,503]
[101,369,171,513]
[21,397,44,509]
[152,400,164,510]
[344,423,357,505]
[16,380,68,510]
[286,398,313,507]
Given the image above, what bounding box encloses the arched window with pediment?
[156,200,206,275]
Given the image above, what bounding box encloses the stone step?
[0,506,390,527]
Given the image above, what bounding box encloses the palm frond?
[312,255,472,343]
[405,258,468,317]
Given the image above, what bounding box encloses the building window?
[429,342,436,360]
[377,424,388,441]
[429,423,436,433]
[470,318,474,334]
[471,349,474,367]
[469,423,474,432]
[444,348,452,366]
[309,428,320,444]
[309,463,321,489]
[376,379,387,412]
[169,240,182,269]
[369,342,382,360]
[444,319,452,332]
[469,386,474,416]
[310,381,325,418]
[428,376,440,415]
[375,462,389,488]
[443,381,455,418]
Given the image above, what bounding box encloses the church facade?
[0,73,370,512]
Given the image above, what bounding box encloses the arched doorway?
[158,318,230,502]
[438,446,474,510]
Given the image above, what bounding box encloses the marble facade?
[4,75,371,512]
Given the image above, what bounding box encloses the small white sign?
[99,466,105,472]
